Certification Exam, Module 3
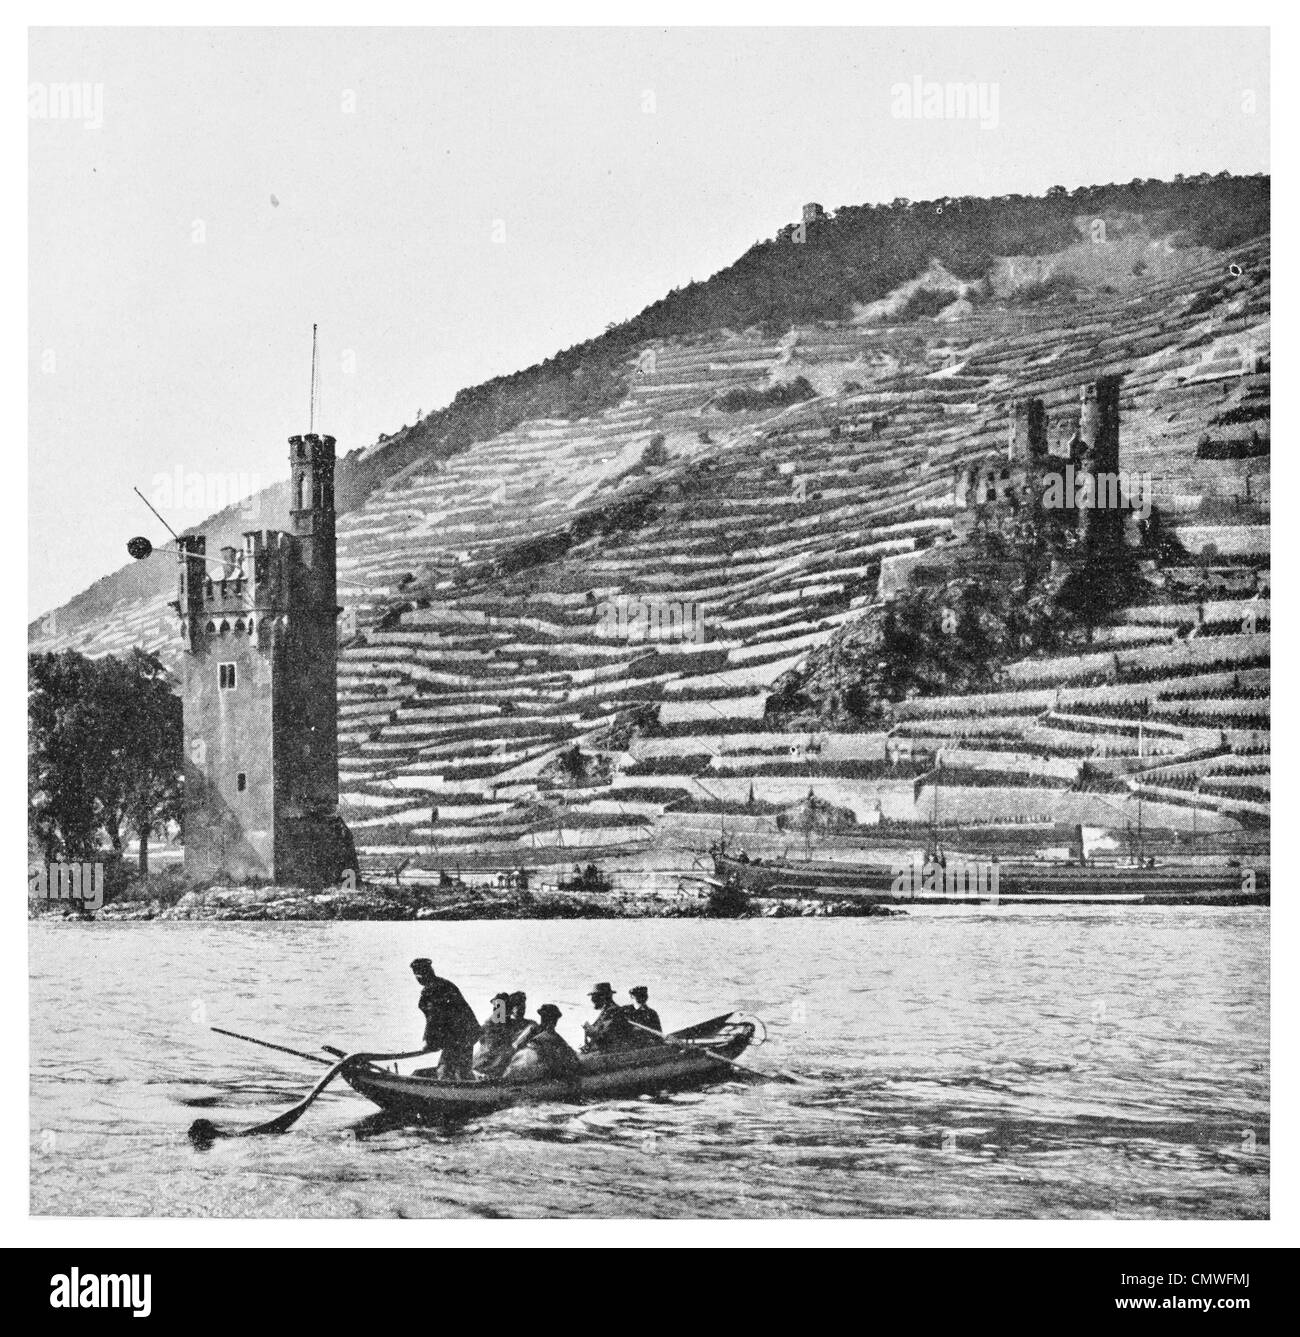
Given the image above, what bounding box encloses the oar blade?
[244,1096,318,1136]
[668,1011,736,1041]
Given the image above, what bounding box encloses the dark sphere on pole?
[126,536,153,560]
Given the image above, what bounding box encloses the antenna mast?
[309,323,318,433]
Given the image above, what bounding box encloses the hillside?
[30,173,1267,646]
[30,178,1270,875]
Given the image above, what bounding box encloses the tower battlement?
[288,431,336,461]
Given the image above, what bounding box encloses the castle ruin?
[878,374,1125,599]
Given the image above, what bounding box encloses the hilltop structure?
[878,374,1126,598]
[174,432,356,886]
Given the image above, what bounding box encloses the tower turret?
[177,534,206,653]
[288,432,337,616]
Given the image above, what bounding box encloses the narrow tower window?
[219,662,237,690]
[236,772,247,793]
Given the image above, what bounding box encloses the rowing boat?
[340,1012,756,1121]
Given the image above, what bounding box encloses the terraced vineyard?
[31,234,1270,875]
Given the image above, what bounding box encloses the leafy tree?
[558,744,588,783]
[29,649,183,877]
[28,652,101,861]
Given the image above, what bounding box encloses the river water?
[29,908,1268,1218]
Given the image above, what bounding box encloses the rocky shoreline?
[29,881,905,922]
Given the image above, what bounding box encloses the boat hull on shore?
[713,853,1268,905]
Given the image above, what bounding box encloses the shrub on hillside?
[1195,433,1269,460]
[896,287,962,320]
[642,435,669,467]
[713,376,816,413]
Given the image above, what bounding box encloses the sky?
[28,26,1270,618]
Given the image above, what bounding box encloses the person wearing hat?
[582,982,638,1053]
[473,990,515,1077]
[410,958,480,1081]
[507,991,536,1041]
[624,986,663,1040]
[503,1004,581,1083]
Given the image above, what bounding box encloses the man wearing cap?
[582,982,639,1053]
[503,1004,581,1082]
[473,991,515,1077]
[410,958,480,1080]
[624,986,664,1041]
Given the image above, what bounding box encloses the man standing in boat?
[410,959,480,1080]
[624,986,664,1039]
[582,982,639,1052]
[503,1004,581,1082]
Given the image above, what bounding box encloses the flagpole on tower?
[309,323,318,434]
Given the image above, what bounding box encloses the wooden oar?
[189,1054,360,1144]
[191,1031,429,1141]
[235,1047,432,1135]
[240,1053,360,1134]
[625,1018,805,1085]
[211,1026,333,1066]
[328,1016,735,1059]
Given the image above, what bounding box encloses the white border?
[9,6,1292,1251]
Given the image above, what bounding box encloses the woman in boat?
[501,1004,581,1083]
[624,986,663,1039]
[507,991,536,1040]
[473,991,514,1077]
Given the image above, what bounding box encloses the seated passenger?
[502,1004,581,1083]
[473,991,515,1077]
[582,982,640,1053]
[507,991,537,1041]
[624,985,664,1042]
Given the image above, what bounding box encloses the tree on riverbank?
[28,648,183,876]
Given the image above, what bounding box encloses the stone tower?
[1008,396,1048,465]
[176,432,355,887]
[1078,374,1123,555]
